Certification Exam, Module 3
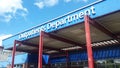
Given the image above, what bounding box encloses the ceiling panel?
[44,38,74,49]
[17,11,120,53]
[97,11,120,34]
[55,23,111,44]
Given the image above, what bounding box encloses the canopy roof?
[9,11,120,54]
[3,0,120,55]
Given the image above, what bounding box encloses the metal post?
[48,55,51,68]
[84,16,94,68]
[11,40,17,68]
[66,51,69,68]
[38,31,44,68]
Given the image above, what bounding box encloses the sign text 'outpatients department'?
[19,6,96,40]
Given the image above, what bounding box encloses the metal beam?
[43,32,85,48]
[115,32,120,38]
[16,48,38,53]
[17,40,65,53]
[50,54,66,58]
[89,17,118,39]
[84,15,94,68]
[17,41,38,48]
[44,46,64,53]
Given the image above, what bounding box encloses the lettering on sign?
[19,6,96,40]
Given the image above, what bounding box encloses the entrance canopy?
[2,0,120,68]
[2,0,120,54]
[4,11,120,54]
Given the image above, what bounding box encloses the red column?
[11,40,17,68]
[38,31,44,68]
[84,16,94,68]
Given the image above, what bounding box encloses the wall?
[50,45,120,63]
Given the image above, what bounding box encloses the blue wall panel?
[50,57,66,64]
[50,45,120,63]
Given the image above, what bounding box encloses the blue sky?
[0,0,96,46]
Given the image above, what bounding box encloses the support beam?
[17,40,65,53]
[11,40,17,68]
[50,54,66,58]
[44,32,85,48]
[89,17,118,39]
[84,16,94,68]
[89,17,120,43]
[17,41,38,48]
[115,32,120,38]
[44,46,65,53]
[38,31,44,68]
[16,48,38,53]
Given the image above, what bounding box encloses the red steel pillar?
[84,16,94,68]
[38,31,44,68]
[11,40,17,68]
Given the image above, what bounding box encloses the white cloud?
[64,0,71,3]
[64,0,88,3]
[35,0,89,9]
[44,0,59,7]
[0,34,12,46]
[0,0,28,22]
[34,0,59,9]
[34,1,45,9]
[83,0,88,2]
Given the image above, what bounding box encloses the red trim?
[38,31,44,68]
[84,16,94,68]
[11,40,17,68]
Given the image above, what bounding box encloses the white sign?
[19,6,96,40]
